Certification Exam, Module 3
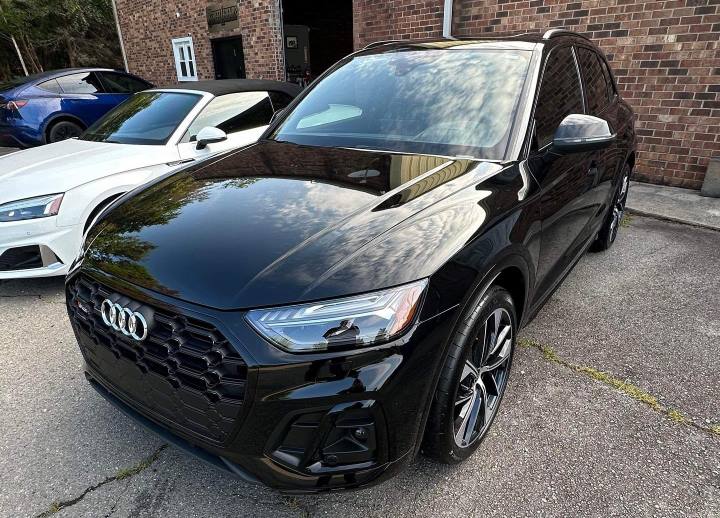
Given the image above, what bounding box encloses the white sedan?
[0,79,300,278]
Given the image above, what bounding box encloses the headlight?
[246,279,428,353]
[0,193,64,222]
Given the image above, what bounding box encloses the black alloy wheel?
[48,121,83,143]
[592,163,631,252]
[423,285,516,463]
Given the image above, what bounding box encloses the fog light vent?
[268,400,385,475]
[0,245,43,271]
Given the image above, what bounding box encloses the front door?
[212,37,246,79]
[529,45,597,300]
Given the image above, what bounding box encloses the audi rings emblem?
[100,299,148,341]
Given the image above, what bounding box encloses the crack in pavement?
[518,338,720,438]
[35,444,168,517]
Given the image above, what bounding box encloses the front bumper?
[0,217,80,278]
[66,270,456,492]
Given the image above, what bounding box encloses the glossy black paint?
[67,33,636,492]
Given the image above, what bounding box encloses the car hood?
[84,140,503,309]
[0,139,179,205]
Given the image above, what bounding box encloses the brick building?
[114,0,720,189]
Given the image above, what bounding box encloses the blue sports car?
[0,68,152,148]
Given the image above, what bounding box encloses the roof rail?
[363,40,402,50]
[542,29,591,41]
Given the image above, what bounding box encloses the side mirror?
[195,126,227,149]
[551,114,616,154]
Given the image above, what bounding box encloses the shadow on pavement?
[0,276,66,297]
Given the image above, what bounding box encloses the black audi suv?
[66,30,636,492]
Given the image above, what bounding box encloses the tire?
[591,163,631,252]
[423,285,517,464]
[47,120,83,143]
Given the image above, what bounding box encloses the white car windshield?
[81,92,201,145]
[273,48,532,160]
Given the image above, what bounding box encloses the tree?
[0,0,123,80]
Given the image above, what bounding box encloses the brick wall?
[115,0,284,86]
[354,0,720,189]
[353,0,445,48]
[235,0,285,81]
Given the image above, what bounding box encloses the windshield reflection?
[274,48,532,159]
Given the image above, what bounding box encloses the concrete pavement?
[626,181,720,231]
[1,214,718,517]
[0,147,18,157]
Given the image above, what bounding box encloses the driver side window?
[182,91,274,142]
[533,46,584,150]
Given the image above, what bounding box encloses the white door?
[171,37,198,81]
[176,125,268,161]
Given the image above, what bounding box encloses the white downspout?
[442,0,453,38]
[111,0,129,72]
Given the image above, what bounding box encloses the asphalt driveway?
[1,214,718,517]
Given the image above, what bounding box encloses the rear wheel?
[591,163,631,252]
[48,120,83,143]
[423,285,516,463]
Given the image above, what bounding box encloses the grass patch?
[667,409,687,424]
[518,338,716,437]
[620,214,633,228]
[115,452,159,480]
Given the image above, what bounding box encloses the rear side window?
[55,72,104,94]
[534,46,584,149]
[182,91,274,142]
[37,79,63,93]
[98,72,151,94]
[599,59,616,100]
[577,47,610,115]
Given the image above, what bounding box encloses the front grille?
[67,275,248,445]
[0,245,43,271]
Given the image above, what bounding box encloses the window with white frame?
[171,37,198,81]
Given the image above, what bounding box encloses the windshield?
[80,91,201,145]
[273,48,532,160]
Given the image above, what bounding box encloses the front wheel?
[423,285,516,463]
[591,163,631,252]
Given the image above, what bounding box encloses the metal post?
[442,0,453,38]
[111,0,129,72]
[10,35,28,76]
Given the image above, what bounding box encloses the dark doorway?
[212,37,246,79]
[281,0,353,86]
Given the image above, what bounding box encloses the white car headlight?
[246,279,428,353]
[0,193,64,222]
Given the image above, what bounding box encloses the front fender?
[57,166,171,227]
